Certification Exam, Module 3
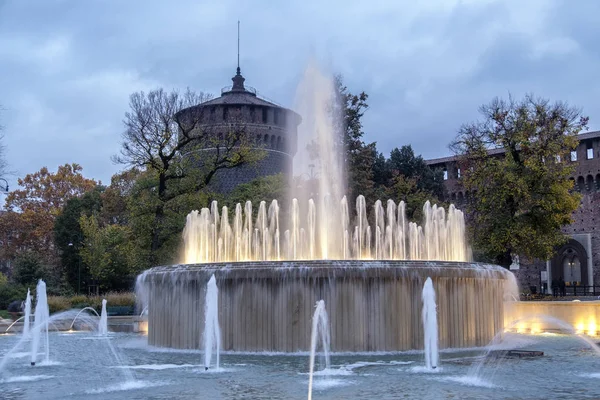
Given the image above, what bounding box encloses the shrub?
[46,296,71,314]
[69,294,89,308]
[105,292,136,307]
[0,284,27,310]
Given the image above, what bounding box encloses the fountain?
[98,299,108,336]
[203,275,220,371]
[134,61,516,354]
[68,307,101,331]
[422,277,439,370]
[30,280,50,366]
[23,289,31,336]
[307,300,331,400]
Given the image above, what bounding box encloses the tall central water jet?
[23,289,31,336]
[30,280,49,366]
[203,275,221,371]
[307,300,331,400]
[422,277,439,370]
[98,299,108,336]
[293,60,346,259]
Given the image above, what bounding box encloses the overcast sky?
[0,0,598,190]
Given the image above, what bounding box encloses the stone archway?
[551,239,588,286]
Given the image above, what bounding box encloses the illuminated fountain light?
[182,198,470,264]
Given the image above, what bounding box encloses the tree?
[79,215,136,292]
[331,76,374,200]
[450,94,588,266]
[386,173,445,221]
[386,145,445,199]
[225,173,289,216]
[3,164,97,255]
[113,88,261,264]
[54,186,104,292]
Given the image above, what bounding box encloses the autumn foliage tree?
[450,94,588,266]
[3,163,97,257]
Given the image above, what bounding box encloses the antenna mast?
[237,20,240,73]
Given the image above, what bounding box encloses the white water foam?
[1,375,54,383]
[36,360,62,367]
[344,360,414,371]
[193,367,236,374]
[411,365,442,374]
[114,364,198,370]
[441,375,497,388]
[311,378,354,390]
[85,380,164,394]
[580,372,600,378]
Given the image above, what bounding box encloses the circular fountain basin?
[137,261,516,352]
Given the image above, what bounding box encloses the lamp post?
[68,233,83,294]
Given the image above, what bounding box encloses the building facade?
[426,131,600,294]
[177,67,302,193]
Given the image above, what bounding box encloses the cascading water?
[98,299,108,336]
[181,59,470,265]
[30,280,50,366]
[203,274,221,371]
[422,277,439,370]
[183,198,469,264]
[307,300,331,400]
[23,289,31,336]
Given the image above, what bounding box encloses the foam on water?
[114,364,198,370]
[344,360,414,370]
[301,368,353,376]
[35,360,62,367]
[441,375,497,388]
[193,366,236,374]
[85,380,164,394]
[1,375,54,383]
[580,372,600,378]
[311,378,354,390]
[411,365,442,374]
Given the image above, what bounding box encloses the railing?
[221,85,257,95]
[561,285,600,297]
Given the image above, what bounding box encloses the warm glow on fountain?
[182,197,470,264]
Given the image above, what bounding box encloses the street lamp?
[68,234,83,294]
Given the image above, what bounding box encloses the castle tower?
[177,67,302,193]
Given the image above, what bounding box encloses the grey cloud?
[0,0,599,191]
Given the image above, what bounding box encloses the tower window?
[223,107,228,121]
[457,168,461,178]
[571,151,577,162]
[443,169,448,180]
[249,106,255,123]
[587,142,594,159]
[274,109,279,125]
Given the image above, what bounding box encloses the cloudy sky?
[0,0,598,190]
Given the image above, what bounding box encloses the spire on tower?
[231,20,246,91]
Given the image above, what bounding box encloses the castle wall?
[427,132,600,293]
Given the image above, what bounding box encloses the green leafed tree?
[450,94,588,266]
[113,88,262,266]
[332,76,375,200]
[54,186,104,292]
[226,173,288,209]
[79,215,135,291]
